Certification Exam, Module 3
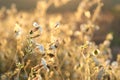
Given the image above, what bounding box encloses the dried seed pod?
[92,49,100,56]
[54,22,60,28]
[67,52,72,57]
[30,22,42,34]
[49,40,59,50]
[47,53,55,58]
[30,27,39,34]
[50,44,58,50]
[30,34,41,38]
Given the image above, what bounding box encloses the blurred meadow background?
[0,0,120,46]
[0,0,120,80]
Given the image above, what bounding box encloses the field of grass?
[0,0,120,80]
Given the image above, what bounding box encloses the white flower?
[14,23,22,39]
[111,61,118,68]
[33,22,42,32]
[36,44,44,54]
[33,22,39,27]
[50,45,56,50]
[41,58,49,72]
[41,58,47,67]
[105,59,111,65]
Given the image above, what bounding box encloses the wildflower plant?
[0,0,120,80]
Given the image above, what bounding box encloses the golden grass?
[0,0,120,80]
